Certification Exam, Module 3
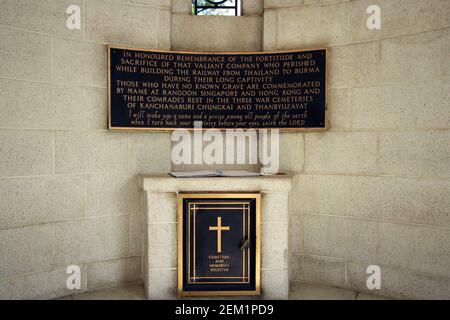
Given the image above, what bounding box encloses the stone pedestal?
[138,173,291,300]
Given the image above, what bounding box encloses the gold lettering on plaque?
[209,217,230,253]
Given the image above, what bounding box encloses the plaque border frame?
[107,45,328,132]
[177,193,261,297]
[187,202,251,285]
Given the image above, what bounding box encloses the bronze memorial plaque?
[108,46,327,131]
[178,193,261,297]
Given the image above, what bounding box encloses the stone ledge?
[138,173,293,192]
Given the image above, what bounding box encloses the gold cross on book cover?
[178,193,261,297]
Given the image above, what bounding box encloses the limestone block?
[0,27,51,81]
[146,269,177,299]
[129,213,143,256]
[147,223,177,269]
[291,254,345,287]
[304,0,347,5]
[85,0,158,47]
[290,282,356,300]
[265,0,345,9]
[350,79,450,129]
[87,257,141,291]
[85,87,108,130]
[279,133,304,173]
[291,174,346,215]
[172,0,192,14]
[86,174,140,217]
[329,41,379,88]
[262,223,288,269]
[263,10,277,51]
[131,133,172,174]
[0,79,84,130]
[55,215,129,265]
[53,38,105,87]
[71,284,145,300]
[0,224,53,279]
[146,192,177,223]
[0,130,53,177]
[378,131,450,177]
[305,132,378,174]
[347,262,450,300]
[0,267,86,300]
[261,192,289,223]
[379,222,450,278]
[158,9,171,50]
[261,269,289,299]
[277,2,348,48]
[381,29,450,83]
[0,0,83,39]
[243,0,264,15]
[327,88,350,129]
[289,214,303,255]
[171,15,263,51]
[350,0,450,42]
[303,214,377,263]
[54,131,129,174]
[129,0,171,7]
[347,176,450,228]
[264,0,306,9]
[0,176,84,229]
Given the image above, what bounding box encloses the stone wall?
[0,0,449,300]
[0,0,172,299]
[264,0,450,299]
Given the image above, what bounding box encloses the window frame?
[193,0,241,16]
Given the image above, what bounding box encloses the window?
[192,0,241,16]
